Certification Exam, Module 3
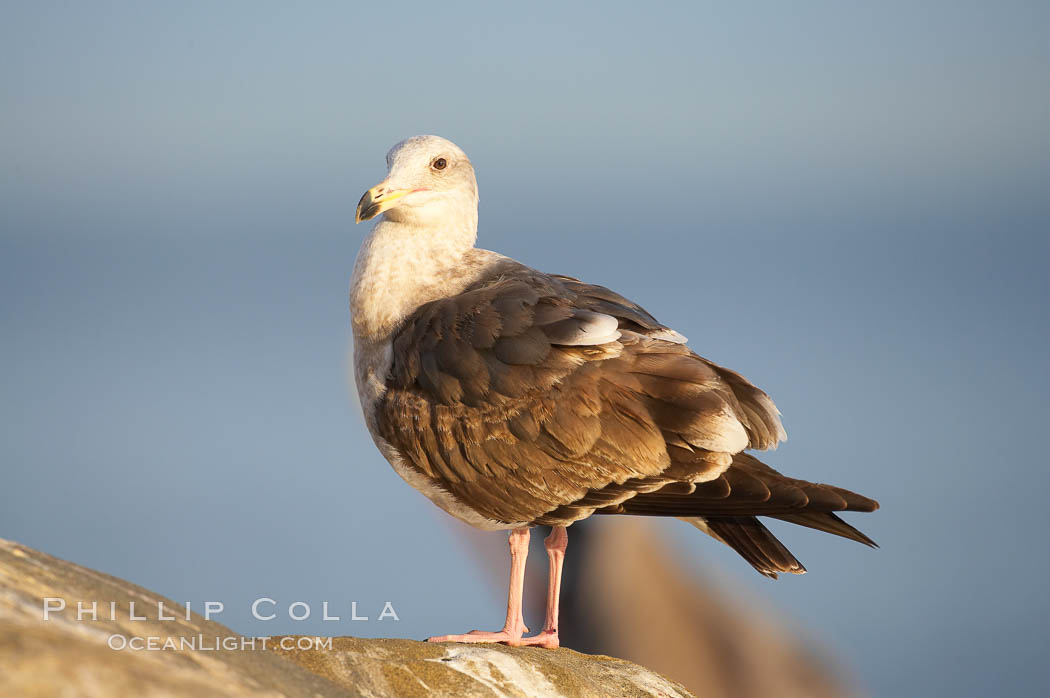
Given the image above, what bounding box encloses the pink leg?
[510,526,567,649]
[427,528,531,643]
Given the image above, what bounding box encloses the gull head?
[355,135,479,228]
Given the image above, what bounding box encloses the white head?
[355,135,479,232]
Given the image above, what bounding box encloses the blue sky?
[2,3,1048,696]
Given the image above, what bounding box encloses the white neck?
[350,215,478,343]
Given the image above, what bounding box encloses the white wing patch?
[687,407,750,454]
[647,328,688,344]
[545,310,622,346]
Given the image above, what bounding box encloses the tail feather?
[621,452,880,578]
[686,516,807,579]
[771,512,878,548]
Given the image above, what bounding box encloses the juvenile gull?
[350,135,878,648]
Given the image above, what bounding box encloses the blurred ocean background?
[2,2,1048,696]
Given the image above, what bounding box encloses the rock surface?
[272,636,693,697]
[0,538,693,697]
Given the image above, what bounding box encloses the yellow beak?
[355,184,413,223]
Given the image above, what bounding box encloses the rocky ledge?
[0,538,693,697]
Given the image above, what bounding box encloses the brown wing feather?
[548,275,670,335]
[770,512,879,548]
[556,273,786,450]
[602,453,879,518]
[378,265,879,575]
[702,517,807,579]
[378,269,759,525]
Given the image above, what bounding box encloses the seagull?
[350,135,878,649]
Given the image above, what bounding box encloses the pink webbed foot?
[426,621,529,644]
[508,629,560,649]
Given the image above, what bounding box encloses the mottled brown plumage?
[374,261,877,576]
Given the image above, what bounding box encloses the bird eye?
[431,157,448,171]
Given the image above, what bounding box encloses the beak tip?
[355,183,408,225]
[355,189,379,224]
